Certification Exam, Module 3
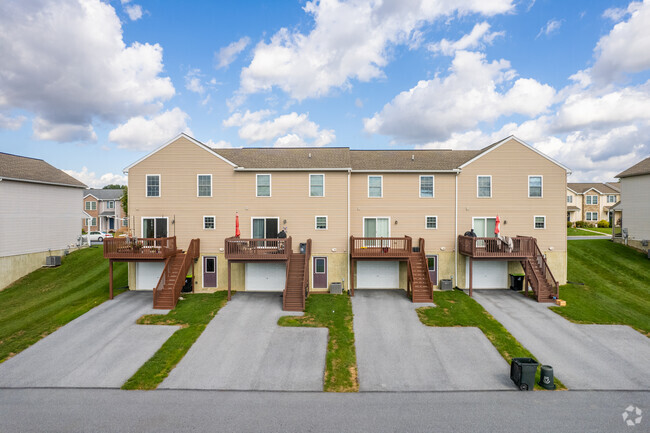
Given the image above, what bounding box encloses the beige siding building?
[121,134,569,300]
[566,183,620,225]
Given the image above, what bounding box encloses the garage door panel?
[357,261,399,289]
[136,262,165,291]
[245,263,286,292]
[466,260,508,289]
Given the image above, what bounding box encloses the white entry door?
[466,260,508,289]
[245,262,286,292]
[356,261,399,289]
[136,262,166,291]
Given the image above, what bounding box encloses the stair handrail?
[419,238,434,297]
[283,255,291,310]
[171,239,200,307]
[302,239,312,309]
[406,257,414,299]
[153,257,171,306]
[532,239,559,298]
[521,258,540,298]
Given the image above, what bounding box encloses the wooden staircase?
[283,239,311,312]
[521,238,559,303]
[407,238,433,303]
[153,239,200,310]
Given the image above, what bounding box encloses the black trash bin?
[510,357,539,391]
[181,277,193,293]
[510,273,525,291]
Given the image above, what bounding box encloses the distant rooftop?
[616,157,650,178]
[0,152,86,188]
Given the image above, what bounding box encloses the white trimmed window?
[607,195,616,203]
[86,217,97,226]
[197,174,212,197]
[107,200,115,209]
[534,216,546,229]
[567,195,573,203]
[477,175,491,198]
[122,218,129,227]
[425,216,437,229]
[586,212,598,221]
[528,176,542,198]
[85,201,96,211]
[203,216,215,229]
[146,175,160,197]
[310,174,325,197]
[256,174,271,197]
[315,216,328,230]
[368,176,382,198]
[420,175,434,198]
[586,195,598,205]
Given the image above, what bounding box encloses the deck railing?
[104,236,177,260]
[350,236,412,257]
[532,239,559,299]
[457,235,535,258]
[302,239,312,304]
[153,238,200,309]
[225,237,292,260]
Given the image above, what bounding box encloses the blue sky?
[1,0,649,187]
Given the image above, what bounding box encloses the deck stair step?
[283,248,310,312]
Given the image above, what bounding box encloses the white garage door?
[245,262,287,292]
[466,260,508,289]
[136,262,166,291]
[357,261,399,289]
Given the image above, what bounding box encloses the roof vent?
[411,154,415,161]
[308,153,312,158]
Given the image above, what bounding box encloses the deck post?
[350,259,355,296]
[227,260,232,301]
[109,259,113,300]
[469,257,473,297]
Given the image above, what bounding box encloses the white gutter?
[0,176,86,189]
[454,172,458,288]
[234,167,351,172]
[347,169,351,293]
[352,169,461,173]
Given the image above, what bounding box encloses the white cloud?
[63,167,128,189]
[185,69,205,94]
[602,2,642,21]
[124,4,143,20]
[364,51,555,142]
[428,22,504,56]
[0,0,174,142]
[592,0,650,83]
[536,18,562,38]
[205,139,235,148]
[216,37,251,69]
[33,118,97,142]
[0,113,26,130]
[355,98,364,108]
[223,109,335,147]
[109,108,191,151]
[239,0,514,100]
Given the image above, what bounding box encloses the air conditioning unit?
[440,279,453,291]
[45,256,61,267]
[330,282,343,294]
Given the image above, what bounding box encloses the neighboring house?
[613,157,650,252]
[566,183,620,225]
[105,134,569,309]
[83,188,126,233]
[0,152,86,290]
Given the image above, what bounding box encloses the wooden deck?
[224,237,292,261]
[457,235,535,259]
[350,236,412,259]
[103,236,178,260]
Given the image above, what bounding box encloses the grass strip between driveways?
[417,291,565,391]
[122,291,228,390]
[552,240,649,337]
[0,247,127,363]
[567,227,611,236]
[278,294,358,392]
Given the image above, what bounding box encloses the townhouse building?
[566,183,620,226]
[83,188,127,233]
[104,134,569,310]
[612,157,650,252]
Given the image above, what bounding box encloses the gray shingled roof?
[567,183,620,194]
[214,148,351,169]
[616,157,650,178]
[349,149,480,171]
[0,152,86,188]
[85,188,124,200]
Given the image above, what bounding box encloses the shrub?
[575,220,586,228]
[567,221,573,228]
[597,220,610,228]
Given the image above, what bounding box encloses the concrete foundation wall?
[0,247,80,291]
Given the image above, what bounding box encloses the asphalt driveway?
[0,291,178,388]
[473,290,650,390]
[352,290,513,391]
[160,292,328,391]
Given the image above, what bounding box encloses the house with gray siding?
[614,157,650,252]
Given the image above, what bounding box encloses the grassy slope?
[0,247,127,363]
[418,291,565,390]
[122,292,228,390]
[278,294,358,392]
[552,240,649,336]
[567,228,610,236]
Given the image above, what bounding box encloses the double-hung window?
[425,216,437,229]
[586,195,598,205]
[529,176,542,197]
[315,216,328,230]
[107,201,115,209]
[256,174,271,197]
[607,195,616,203]
[85,201,96,211]
[146,175,160,197]
[567,195,573,203]
[368,176,382,198]
[586,212,598,221]
[420,176,434,198]
[310,174,324,197]
[534,216,546,229]
[197,174,212,197]
[203,216,215,229]
[477,176,491,198]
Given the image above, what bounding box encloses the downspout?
[454,172,458,288]
[347,169,351,293]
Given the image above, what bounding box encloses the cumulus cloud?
[124,4,143,20]
[0,113,26,130]
[63,167,128,189]
[428,22,504,56]
[223,110,335,147]
[592,0,650,83]
[239,0,514,100]
[536,18,562,38]
[363,51,555,142]
[216,37,251,69]
[109,108,191,151]
[185,69,205,94]
[0,0,174,141]
[205,139,236,148]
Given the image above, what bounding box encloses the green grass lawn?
[278,294,358,392]
[567,227,611,236]
[0,247,127,363]
[552,240,649,336]
[417,291,565,390]
[122,292,228,390]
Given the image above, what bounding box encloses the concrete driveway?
[473,290,650,390]
[352,290,513,391]
[160,292,328,391]
[0,291,178,388]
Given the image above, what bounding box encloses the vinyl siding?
[620,174,650,240]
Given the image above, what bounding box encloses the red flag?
[495,215,500,235]
[235,213,241,237]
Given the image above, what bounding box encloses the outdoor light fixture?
[440,247,446,251]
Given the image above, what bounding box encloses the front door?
[109,218,115,230]
[426,255,438,285]
[313,257,327,289]
[203,256,217,288]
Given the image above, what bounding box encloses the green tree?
[102,184,125,189]
[121,186,128,215]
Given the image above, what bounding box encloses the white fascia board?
[234,167,351,171]
[351,169,460,173]
[0,176,87,189]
